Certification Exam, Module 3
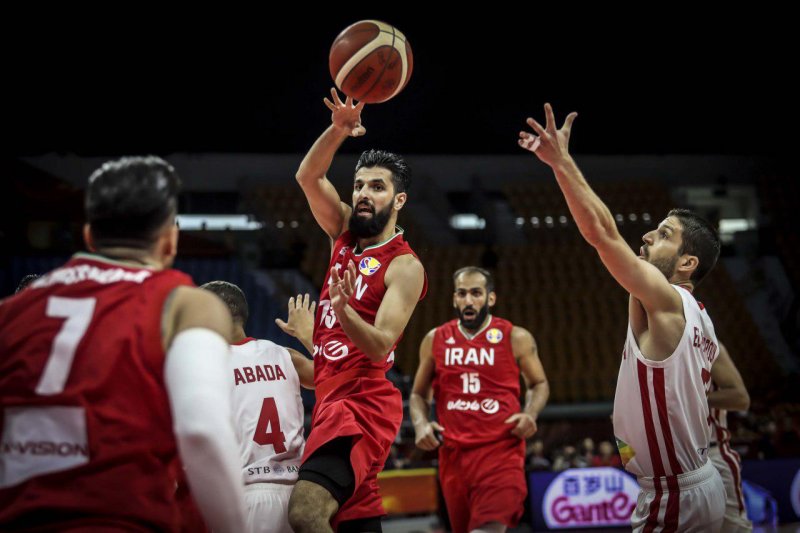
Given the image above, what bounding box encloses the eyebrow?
[354,178,387,184]
[660,224,675,233]
[456,287,484,292]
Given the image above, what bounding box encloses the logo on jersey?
[486,328,503,344]
[321,340,350,361]
[445,337,456,345]
[339,246,349,256]
[446,399,481,411]
[480,399,500,414]
[358,257,381,276]
[615,437,635,466]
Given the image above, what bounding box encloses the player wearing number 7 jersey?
[200,282,315,533]
[0,156,246,532]
[410,267,549,533]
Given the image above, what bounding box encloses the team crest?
[486,328,503,344]
[359,257,382,276]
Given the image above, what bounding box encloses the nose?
[642,231,654,245]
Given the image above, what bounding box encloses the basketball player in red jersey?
[0,156,246,532]
[708,342,752,532]
[410,266,549,533]
[287,89,427,533]
[520,105,725,531]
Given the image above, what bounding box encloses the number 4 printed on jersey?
[253,397,287,453]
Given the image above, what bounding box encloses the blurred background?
[3,11,797,531]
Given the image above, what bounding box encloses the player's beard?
[457,303,490,331]
[349,198,394,238]
[648,253,679,280]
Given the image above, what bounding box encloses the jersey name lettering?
[445,347,495,366]
[233,364,288,386]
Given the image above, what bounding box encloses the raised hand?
[275,293,317,349]
[519,103,578,168]
[324,88,366,137]
[330,260,357,314]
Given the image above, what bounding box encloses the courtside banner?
[530,467,638,530]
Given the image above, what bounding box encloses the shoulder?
[511,325,536,345]
[386,254,424,282]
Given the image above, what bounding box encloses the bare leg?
[288,480,339,533]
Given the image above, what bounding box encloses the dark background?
[6,12,795,157]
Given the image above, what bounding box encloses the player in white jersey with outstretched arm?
[520,104,725,532]
[708,342,752,531]
[201,282,315,533]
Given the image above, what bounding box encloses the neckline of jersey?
[457,314,494,341]
[351,226,404,257]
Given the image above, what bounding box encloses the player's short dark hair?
[453,266,495,293]
[668,208,721,285]
[355,149,411,194]
[86,156,181,248]
[15,274,40,293]
[199,281,249,325]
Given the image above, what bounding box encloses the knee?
[289,481,336,532]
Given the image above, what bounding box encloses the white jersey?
[230,338,305,485]
[613,285,719,479]
[708,382,728,445]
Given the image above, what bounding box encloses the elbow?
[738,390,751,412]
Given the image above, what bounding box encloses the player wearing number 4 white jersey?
[0,157,246,532]
[521,105,725,531]
[708,342,752,532]
[201,282,315,533]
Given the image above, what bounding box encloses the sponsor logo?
[1,406,89,488]
[320,340,350,361]
[445,337,456,345]
[359,257,382,276]
[543,468,639,528]
[339,246,349,256]
[486,328,503,344]
[480,399,500,414]
[446,398,499,415]
[447,399,481,412]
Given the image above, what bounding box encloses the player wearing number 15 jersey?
[200,282,315,533]
[0,156,246,532]
[410,267,549,533]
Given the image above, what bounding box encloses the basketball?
[329,20,413,104]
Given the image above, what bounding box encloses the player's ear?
[677,254,699,278]
[488,291,497,307]
[394,192,407,211]
[83,224,96,252]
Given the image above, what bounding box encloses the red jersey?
[0,253,194,531]
[432,316,521,447]
[312,228,427,386]
[304,228,426,525]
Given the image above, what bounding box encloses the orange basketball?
[329,20,413,104]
